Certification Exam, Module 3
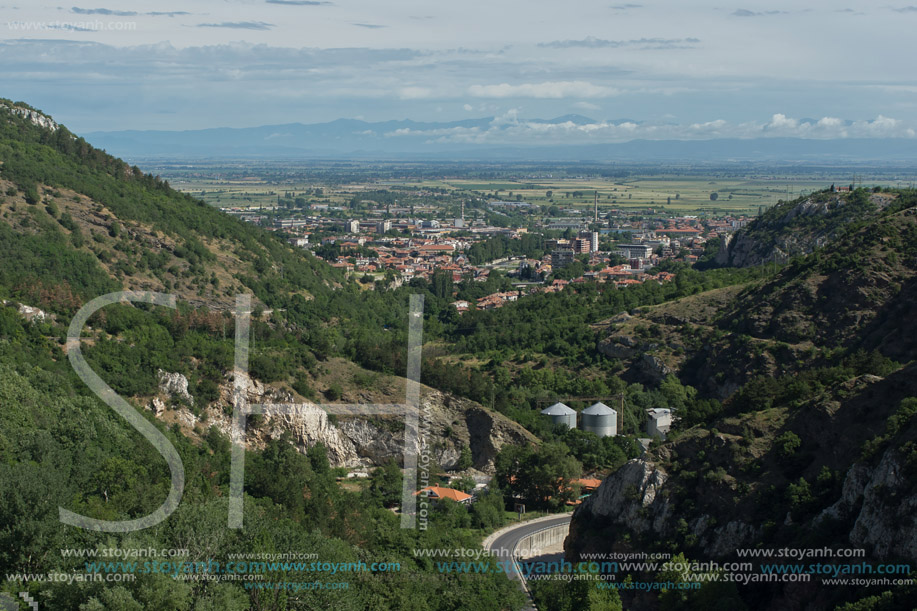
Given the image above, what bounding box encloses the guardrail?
[510,521,571,609]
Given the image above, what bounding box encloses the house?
[414,486,472,504]
[287,236,309,248]
[573,478,602,492]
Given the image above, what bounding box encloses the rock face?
[148,397,166,416]
[597,336,639,360]
[18,304,48,322]
[818,449,917,560]
[715,230,788,268]
[2,300,50,323]
[155,372,536,473]
[568,459,670,537]
[0,103,59,132]
[267,403,362,466]
[565,458,764,562]
[637,354,673,383]
[157,370,194,406]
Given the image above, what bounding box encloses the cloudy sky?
[1,0,916,144]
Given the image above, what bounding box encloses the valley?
[2,99,916,610]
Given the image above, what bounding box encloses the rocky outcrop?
[149,397,166,416]
[566,459,766,561]
[715,192,889,268]
[152,371,536,473]
[715,230,788,268]
[597,335,639,359]
[1,300,50,323]
[0,102,59,132]
[565,459,671,559]
[817,450,917,560]
[267,403,362,466]
[637,354,673,383]
[157,369,194,406]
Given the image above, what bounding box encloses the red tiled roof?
[414,486,472,502]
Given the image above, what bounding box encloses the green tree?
[457,445,473,470]
[368,459,403,507]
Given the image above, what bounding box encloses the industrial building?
[646,408,672,439]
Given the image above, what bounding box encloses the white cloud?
[766,113,798,130]
[468,81,619,99]
[379,113,917,145]
[573,101,601,111]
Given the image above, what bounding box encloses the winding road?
[483,514,573,610]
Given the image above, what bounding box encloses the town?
[214,186,757,311]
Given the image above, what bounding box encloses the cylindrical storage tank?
[581,402,617,437]
[540,402,577,429]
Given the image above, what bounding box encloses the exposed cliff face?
[0,102,59,132]
[819,448,917,560]
[565,459,670,549]
[715,231,785,268]
[149,371,537,473]
[565,457,765,562]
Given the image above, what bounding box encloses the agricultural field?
[441,176,839,215]
[156,162,912,217]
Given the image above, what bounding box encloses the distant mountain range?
[85,116,917,162]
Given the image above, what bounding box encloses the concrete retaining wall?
[514,523,569,559]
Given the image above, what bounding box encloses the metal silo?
[541,402,577,429]
[581,402,617,437]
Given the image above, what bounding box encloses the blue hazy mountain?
[85,116,917,162]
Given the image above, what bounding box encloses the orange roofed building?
[414,486,472,504]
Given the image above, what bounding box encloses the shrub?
[775,431,801,460]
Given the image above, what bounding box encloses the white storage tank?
[541,402,577,429]
[582,402,617,437]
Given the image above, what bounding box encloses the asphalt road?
[485,514,573,582]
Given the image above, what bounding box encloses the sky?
[1,0,916,144]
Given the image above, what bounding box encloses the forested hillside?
[565,190,917,610]
[0,100,530,609]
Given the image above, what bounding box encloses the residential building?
[414,486,472,504]
[617,244,654,259]
[551,248,575,268]
[572,237,591,254]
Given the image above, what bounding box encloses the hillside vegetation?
[566,189,917,610]
[0,100,529,610]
